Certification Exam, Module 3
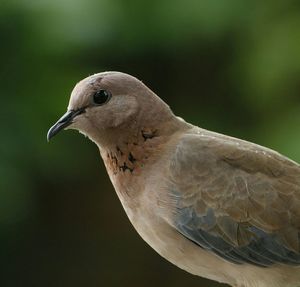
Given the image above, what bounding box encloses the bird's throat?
[101,127,161,176]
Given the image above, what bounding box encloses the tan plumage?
[48,72,300,287]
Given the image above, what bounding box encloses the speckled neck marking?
[105,128,159,175]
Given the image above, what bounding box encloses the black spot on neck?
[128,152,136,163]
[116,145,124,156]
[141,129,157,141]
[119,162,133,173]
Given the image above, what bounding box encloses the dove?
[47,72,300,287]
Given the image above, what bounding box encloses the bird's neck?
[101,116,188,174]
[98,116,191,201]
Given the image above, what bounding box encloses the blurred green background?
[1,0,300,286]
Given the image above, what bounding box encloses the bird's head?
[47,72,175,147]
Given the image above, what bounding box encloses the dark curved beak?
[47,108,85,141]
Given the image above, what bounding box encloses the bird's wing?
[167,129,300,266]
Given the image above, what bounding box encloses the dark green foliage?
[1,1,300,286]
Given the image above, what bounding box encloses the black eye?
[92,90,111,105]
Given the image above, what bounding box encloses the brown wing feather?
[169,129,300,254]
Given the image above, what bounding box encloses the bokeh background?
[1,1,300,286]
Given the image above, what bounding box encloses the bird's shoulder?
[171,127,300,179]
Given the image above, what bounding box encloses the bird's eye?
[92,90,111,105]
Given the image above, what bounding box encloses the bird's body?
[102,125,300,287]
[48,72,300,287]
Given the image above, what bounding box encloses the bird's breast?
[105,166,237,285]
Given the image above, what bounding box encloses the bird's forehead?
[68,75,103,110]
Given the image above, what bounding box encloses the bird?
[47,72,300,287]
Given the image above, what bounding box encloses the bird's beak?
[47,108,85,141]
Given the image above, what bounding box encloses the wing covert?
[168,130,300,266]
